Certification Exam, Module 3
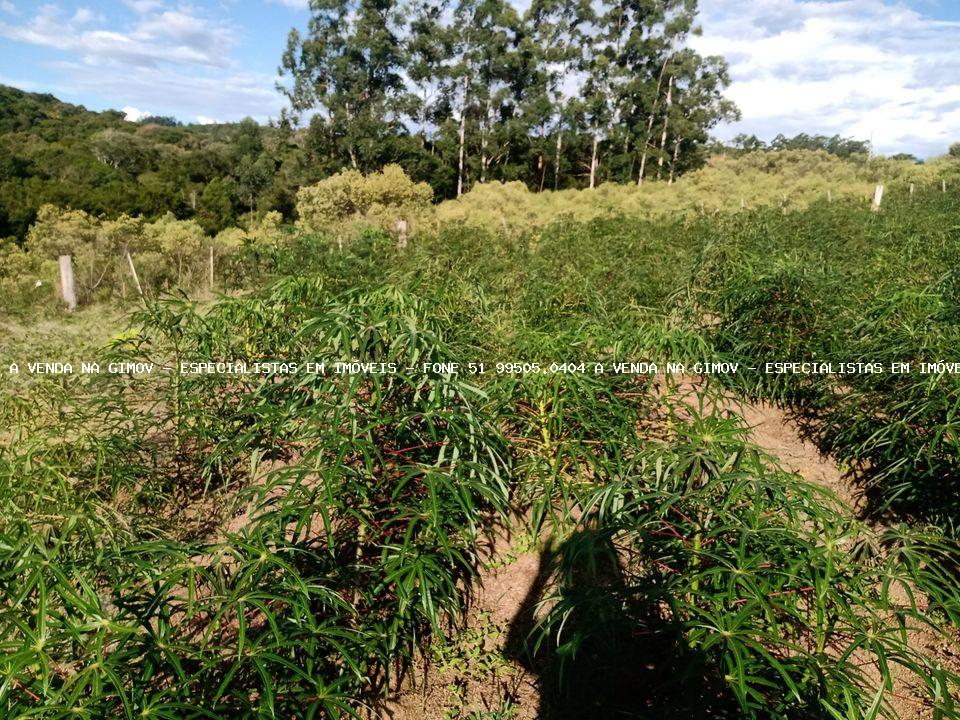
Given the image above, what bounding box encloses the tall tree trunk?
[326,109,335,161]
[638,55,671,186]
[669,137,682,184]
[457,76,469,198]
[554,124,563,190]
[656,76,673,181]
[480,139,487,183]
[420,87,428,148]
[480,129,488,183]
[480,99,491,183]
[589,132,599,189]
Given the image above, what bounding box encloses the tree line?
[279,0,739,196]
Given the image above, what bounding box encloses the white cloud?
[122,106,152,121]
[692,0,960,156]
[0,1,18,16]
[121,0,163,12]
[71,7,97,24]
[196,115,222,125]
[0,3,284,124]
[50,58,284,123]
[0,4,237,69]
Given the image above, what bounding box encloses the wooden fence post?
[871,184,884,211]
[943,180,948,193]
[59,255,76,311]
[395,219,408,250]
[209,247,214,290]
[126,252,144,300]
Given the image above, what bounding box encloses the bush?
[539,398,960,719]
[295,164,433,236]
[0,236,51,310]
[6,206,275,307]
[0,280,511,716]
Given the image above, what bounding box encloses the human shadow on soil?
[504,528,743,720]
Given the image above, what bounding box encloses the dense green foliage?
[715,132,873,157]
[2,72,955,254]
[694,189,960,527]
[4,192,960,717]
[0,0,741,242]
[0,86,299,242]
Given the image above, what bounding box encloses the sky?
[1,0,959,157]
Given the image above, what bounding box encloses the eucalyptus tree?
[629,0,735,184]
[514,31,554,190]
[405,0,453,148]
[231,117,273,213]
[275,0,736,193]
[579,0,665,188]
[624,0,687,184]
[279,0,408,172]
[474,2,523,185]
[527,0,594,189]
[660,50,739,183]
[578,0,625,189]
[447,0,522,195]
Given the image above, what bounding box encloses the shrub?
[14,206,231,303]
[0,280,511,716]
[142,213,205,286]
[4,204,960,717]
[0,236,50,310]
[295,164,432,235]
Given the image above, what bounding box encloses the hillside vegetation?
[0,85,301,241]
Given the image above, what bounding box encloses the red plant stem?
[12,680,41,703]
[668,505,697,526]
[732,586,814,606]
[384,441,443,455]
